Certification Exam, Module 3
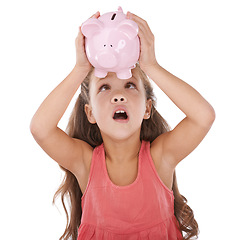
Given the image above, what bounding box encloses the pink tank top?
[78,141,183,239]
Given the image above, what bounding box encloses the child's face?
[85,69,152,141]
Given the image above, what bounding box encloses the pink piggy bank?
[81,7,140,79]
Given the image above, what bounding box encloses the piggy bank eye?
[110,45,113,47]
[111,13,116,20]
[104,45,106,47]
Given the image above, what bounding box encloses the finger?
[136,24,148,45]
[76,27,85,47]
[76,12,100,50]
[76,26,84,41]
[127,12,154,40]
[90,11,100,19]
[127,12,146,26]
[78,11,100,36]
[137,19,154,41]
[127,12,149,32]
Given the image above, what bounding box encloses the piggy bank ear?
[117,20,138,39]
[81,19,104,38]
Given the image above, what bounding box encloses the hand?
[126,12,158,73]
[75,11,100,72]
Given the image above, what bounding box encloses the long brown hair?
[53,64,199,240]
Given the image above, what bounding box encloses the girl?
[30,11,215,240]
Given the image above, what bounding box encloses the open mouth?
[113,110,129,121]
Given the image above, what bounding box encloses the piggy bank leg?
[116,69,132,80]
[94,69,108,78]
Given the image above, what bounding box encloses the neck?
[102,134,142,164]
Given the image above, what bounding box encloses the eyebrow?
[98,83,110,91]
[130,75,140,84]
[95,78,110,88]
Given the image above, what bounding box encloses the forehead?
[90,68,144,87]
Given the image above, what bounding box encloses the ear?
[84,104,96,124]
[81,18,104,38]
[117,19,138,39]
[144,99,152,120]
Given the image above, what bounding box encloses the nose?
[111,94,127,104]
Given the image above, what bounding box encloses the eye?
[125,82,137,89]
[99,84,110,92]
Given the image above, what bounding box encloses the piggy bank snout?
[97,52,118,68]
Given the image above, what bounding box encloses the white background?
[1,0,239,239]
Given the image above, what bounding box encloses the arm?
[127,12,215,168]
[30,12,100,173]
[145,64,215,166]
[30,66,91,172]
